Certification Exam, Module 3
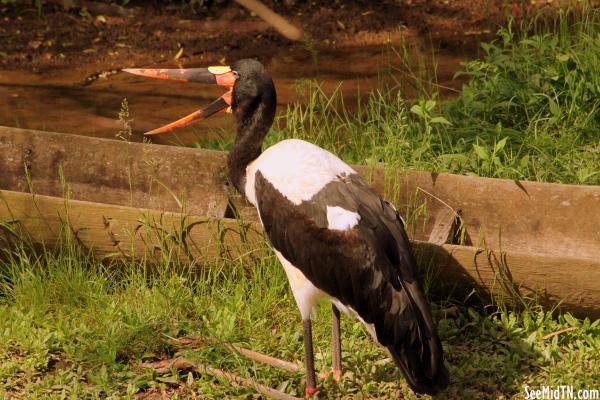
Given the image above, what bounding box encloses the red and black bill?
[122,66,237,136]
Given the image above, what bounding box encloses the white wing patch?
[327,206,360,231]
[245,139,356,206]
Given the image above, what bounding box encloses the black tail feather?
[387,335,449,395]
[369,197,449,395]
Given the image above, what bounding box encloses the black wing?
[254,171,448,395]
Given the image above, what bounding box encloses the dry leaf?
[28,40,42,49]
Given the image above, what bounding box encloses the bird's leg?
[303,318,318,397]
[319,305,343,383]
[331,305,342,382]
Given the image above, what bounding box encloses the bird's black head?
[229,59,277,139]
[230,59,275,113]
[123,58,276,137]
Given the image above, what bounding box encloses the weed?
[258,8,600,186]
[116,98,133,142]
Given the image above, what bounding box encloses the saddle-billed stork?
[124,59,449,396]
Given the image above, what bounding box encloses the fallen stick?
[234,0,304,41]
[141,357,300,400]
[194,363,301,400]
[541,326,578,340]
[173,336,302,373]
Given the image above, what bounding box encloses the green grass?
[2,5,600,399]
[1,234,598,399]
[204,8,600,186]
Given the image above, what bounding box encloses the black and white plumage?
[126,58,449,396]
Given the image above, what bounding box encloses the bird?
[124,59,449,396]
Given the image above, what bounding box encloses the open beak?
[123,66,237,136]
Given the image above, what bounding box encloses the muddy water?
[0,41,473,147]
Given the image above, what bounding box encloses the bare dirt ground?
[0,0,564,143]
[0,0,528,72]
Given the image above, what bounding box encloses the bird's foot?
[318,368,342,383]
[332,369,342,383]
[305,386,320,398]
